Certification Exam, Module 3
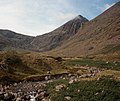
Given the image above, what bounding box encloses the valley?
[0,1,120,101]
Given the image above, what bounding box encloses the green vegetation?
[101,44,120,54]
[0,50,120,101]
[0,51,66,84]
[43,76,120,101]
[4,50,22,66]
[44,79,69,98]
[44,79,68,92]
[65,58,120,70]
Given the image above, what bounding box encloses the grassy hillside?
[47,2,120,57]
[0,50,66,84]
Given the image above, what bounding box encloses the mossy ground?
[43,76,120,101]
[65,58,120,70]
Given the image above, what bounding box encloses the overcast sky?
[0,0,119,36]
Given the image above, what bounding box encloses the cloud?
[0,0,77,36]
[0,0,118,36]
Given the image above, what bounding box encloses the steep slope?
[30,15,88,52]
[47,2,120,57]
[0,29,34,50]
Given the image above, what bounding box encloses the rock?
[106,61,109,64]
[19,82,22,84]
[115,63,117,66]
[74,78,78,82]
[77,89,80,93]
[47,80,53,83]
[38,91,49,100]
[42,98,51,101]
[18,89,22,92]
[30,95,37,101]
[16,97,21,101]
[37,89,43,93]
[60,76,63,79]
[68,74,72,77]
[66,87,69,90]
[64,96,71,100]
[97,78,100,81]
[87,74,92,77]
[69,80,74,84]
[47,71,50,74]
[26,95,30,100]
[4,93,15,101]
[0,87,4,92]
[14,83,17,86]
[70,76,75,79]
[4,93,9,99]
[41,83,46,87]
[45,76,48,81]
[4,86,9,90]
[95,92,99,95]
[55,84,66,91]
[0,92,3,94]
[13,93,17,98]
[22,95,30,100]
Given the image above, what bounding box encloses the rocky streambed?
[0,67,101,101]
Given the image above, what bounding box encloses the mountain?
[0,2,120,57]
[0,29,34,50]
[30,15,88,51]
[47,2,120,57]
[0,15,88,52]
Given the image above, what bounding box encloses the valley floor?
[0,52,120,101]
[0,68,120,101]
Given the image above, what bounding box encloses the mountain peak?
[73,15,89,21]
[75,15,84,19]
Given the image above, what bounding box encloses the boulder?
[64,96,71,100]
[55,84,66,91]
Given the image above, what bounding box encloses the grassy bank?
[65,58,120,70]
[43,76,120,101]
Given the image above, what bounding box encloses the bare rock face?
[30,15,88,52]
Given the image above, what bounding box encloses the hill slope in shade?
[30,15,88,51]
[0,29,34,50]
[47,2,120,57]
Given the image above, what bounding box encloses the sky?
[0,0,119,36]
